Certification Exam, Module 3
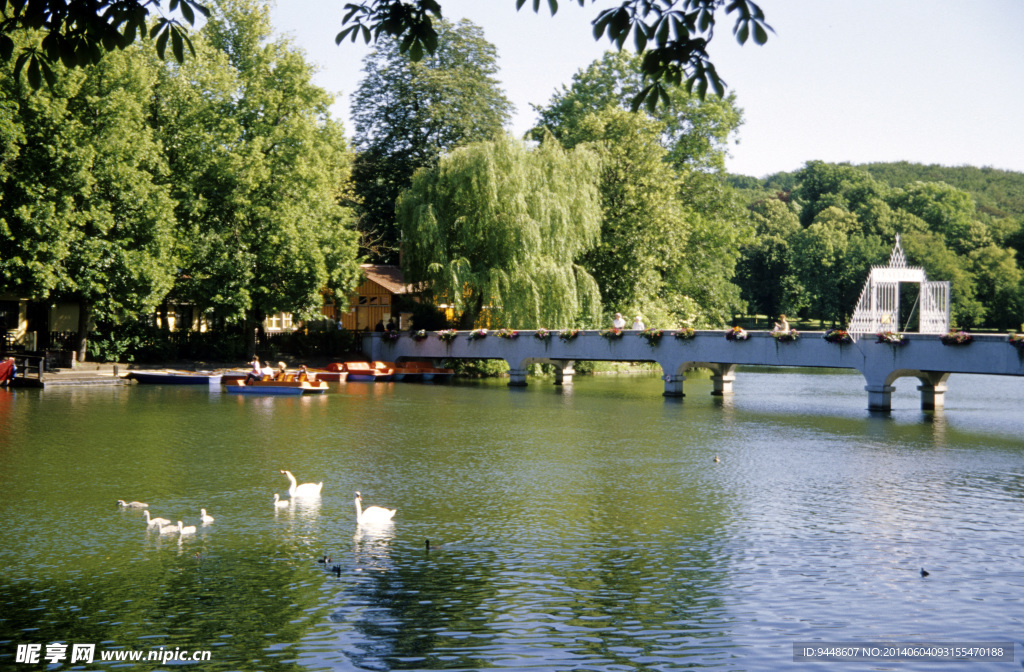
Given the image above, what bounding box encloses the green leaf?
[655,18,669,46]
[629,84,653,112]
[26,56,40,88]
[753,22,768,45]
[335,26,356,45]
[150,18,167,39]
[40,58,56,88]
[59,39,77,67]
[12,52,29,84]
[170,27,185,63]
[644,84,659,113]
[634,25,647,52]
[155,27,169,60]
[735,22,749,44]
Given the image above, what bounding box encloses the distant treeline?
[726,161,1024,331]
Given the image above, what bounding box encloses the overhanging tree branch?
[1,0,209,87]
[338,0,772,110]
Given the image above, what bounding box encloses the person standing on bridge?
[632,315,645,330]
[612,313,626,330]
[773,314,790,334]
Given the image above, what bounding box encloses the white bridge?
[362,330,1024,412]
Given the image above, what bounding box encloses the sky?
[269,0,1024,178]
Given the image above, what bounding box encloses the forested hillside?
[728,162,1024,331]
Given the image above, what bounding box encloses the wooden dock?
[5,355,131,388]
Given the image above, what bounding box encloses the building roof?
[360,264,412,295]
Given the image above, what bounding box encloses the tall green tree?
[570,108,686,323]
[397,135,601,328]
[736,198,804,318]
[901,232,985,328]
[968,244,1022,329]
[0,40,176,361]
[888,181,988,254]
[159,0,361,353]
[351,18,513,262]
[532,52,749,326]
[532,50,743,172]
[790,220,850,324]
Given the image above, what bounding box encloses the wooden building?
[325,265,412,331]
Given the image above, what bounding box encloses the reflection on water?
[0,371,1022,670]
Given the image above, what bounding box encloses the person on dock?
[612,313,626,330]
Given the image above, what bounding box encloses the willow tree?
[397,135,602,329]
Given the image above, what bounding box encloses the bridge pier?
[710,365,737,396]
[916,372,950,410]
[554,361,575,386]
[663,373,685,397]
[507,368,529,387]
[865,384,896,412]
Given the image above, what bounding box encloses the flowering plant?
[725,326,748,341]
[495,328,519,339]
[673,327,696,340]
[771,329,799,342]
[599,327,624,340]
[411,329,428,342]
[1008,333,1024,350]
[382,329,401,343]
[534,328,552,342]
[467,328,488,341]
[823,328,853,344]
[558,328,581,342]
[940,330,972,346]
[639,327,664,345]
[876,331,907,345]
[437,329,458,343]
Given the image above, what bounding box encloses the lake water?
[1,370,1021,671]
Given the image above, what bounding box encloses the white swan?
[355,491,396,525]
[158,522,178,534]
[273,493,290,508]
[200,509,214,524]
[118,499,148,508]
[176,520,196,535]
[281,470,323,499]
[144,510,171,527]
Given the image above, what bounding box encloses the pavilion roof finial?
[888,233,907,268]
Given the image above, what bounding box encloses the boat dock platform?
[5,355,131,388]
